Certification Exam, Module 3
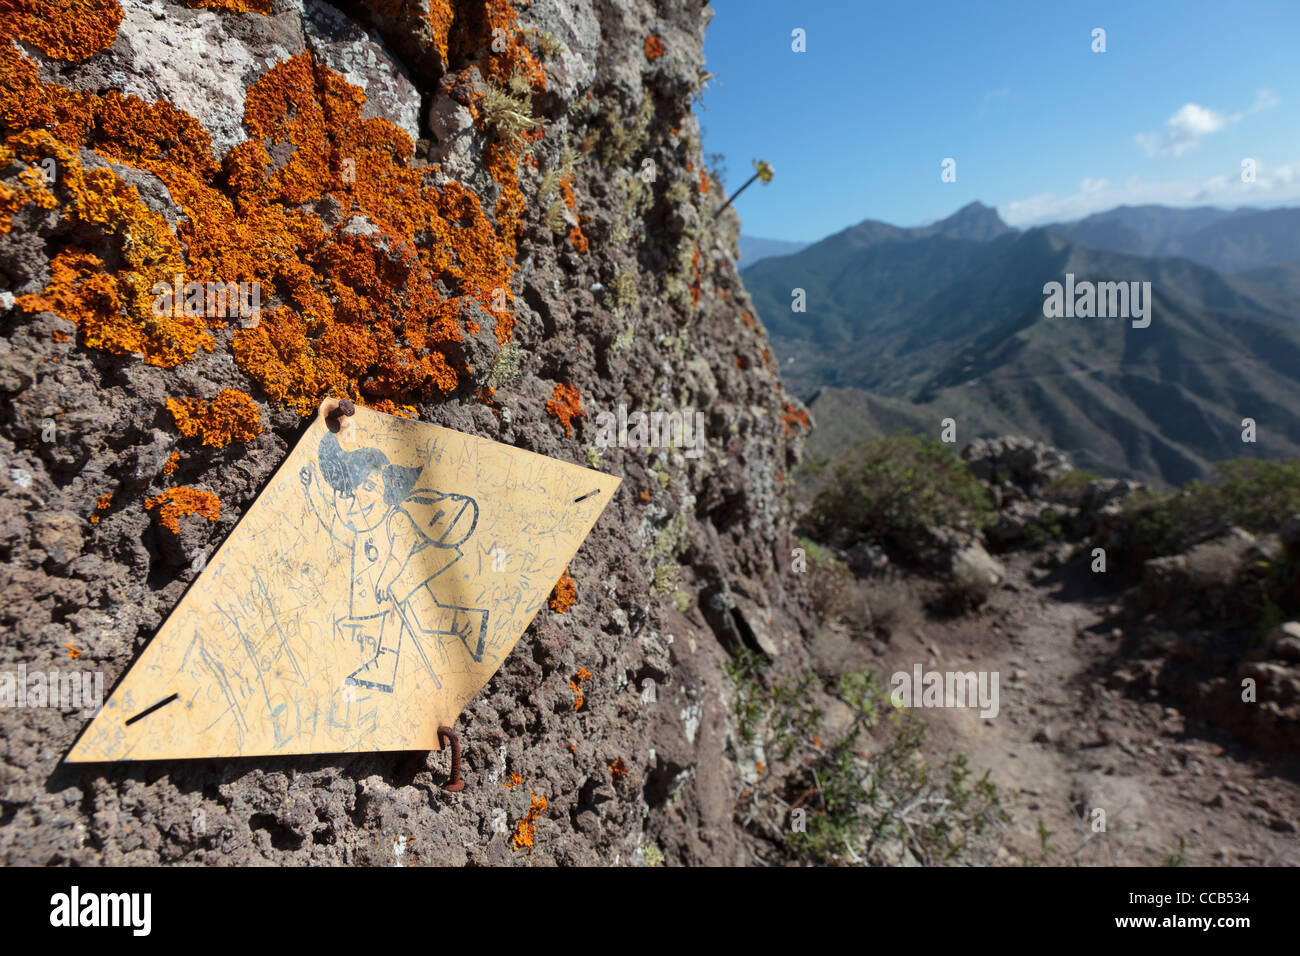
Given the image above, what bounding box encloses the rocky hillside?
[793,434,1300,864]
[0,0,817,865]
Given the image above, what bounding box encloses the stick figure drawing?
[299,431,489,693]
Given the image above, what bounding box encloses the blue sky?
[699,0,1300,241]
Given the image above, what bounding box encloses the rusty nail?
[438,725,465,792]
[329,398,356,420]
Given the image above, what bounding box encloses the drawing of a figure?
[299,431,489,693]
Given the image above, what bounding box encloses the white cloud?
[1135,90,1280,158]
[1000,160,1300,225]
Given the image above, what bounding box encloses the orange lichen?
[504,772,522,788]
[569,664,591,710]
[1,0,123,63]
[88,492,112,524]
[8,129,209,367]
[690,243,702,307]
[607,758,626,778]
[781,402,811,437]
[567,222,589,252]
[697,166,710,194]
[511,790,547,852]
[145,486,221,534]
[549,566,576,613]
[644,35,664,61]
[638,490,650,502]
[0,149,57,235]
[557,179,589,251]
[162,451,181,475]
[559,178,578,210]
[66,643,81,659]
[2,5,537,416]
[545,382,585,437]
[479,0,547,92]
[166,389,264,447]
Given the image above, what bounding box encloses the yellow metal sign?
[67,404,619,762]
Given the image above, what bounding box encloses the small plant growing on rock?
[713,158,773,218]
[481,78,541,147]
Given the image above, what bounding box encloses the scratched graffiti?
[68,406,620,762]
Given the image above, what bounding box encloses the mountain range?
[743,202,1300,486]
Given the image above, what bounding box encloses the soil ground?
[816,551,1300,866]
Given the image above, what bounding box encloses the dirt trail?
[868,552,1300,866]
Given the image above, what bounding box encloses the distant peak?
[931,201,1012,240]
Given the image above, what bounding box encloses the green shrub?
[1123,458,1300,559]
[802,433,994,558]
[784,669,1007,866]
[1042,468,1100,505]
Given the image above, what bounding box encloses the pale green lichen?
[611,270,638,315]
[487,340,525,386]
[613,320,636,351]
[651,510,690,560]
[537,147,577,204]
[536,30,564,59]
[651,458,671,487]
[651,562,679,597]
[545,198,569,234]
[584,443,604,469]
[599,94,654,169]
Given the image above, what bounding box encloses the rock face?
[0,0,811,865]
[961,436,1071,493]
